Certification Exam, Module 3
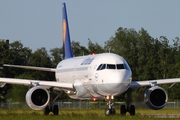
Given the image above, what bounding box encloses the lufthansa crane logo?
[63,19,66,43]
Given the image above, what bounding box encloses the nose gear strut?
[105,95,116,115]
[104,89,136,116]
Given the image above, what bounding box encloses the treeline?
[0,27,180,102]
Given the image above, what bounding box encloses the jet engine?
[144,86,168,110]
[26,86,50,110]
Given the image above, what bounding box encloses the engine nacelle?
[26,86,50,110]
[144,86,168,110]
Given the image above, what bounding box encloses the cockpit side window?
[97,64,102,70]
[97,64,106,70]
[107,64,116,69]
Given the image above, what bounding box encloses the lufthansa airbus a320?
[1,3,180,116]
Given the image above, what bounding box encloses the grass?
[0,108,180,120]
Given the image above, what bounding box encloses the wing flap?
[130,78,180,88]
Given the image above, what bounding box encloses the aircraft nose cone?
[106,71,131,94]
[108,71,131,83]
[96,70,132,96]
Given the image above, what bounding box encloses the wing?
[0,78,73,91]
[3,64,56,72]
[130,78,180,88]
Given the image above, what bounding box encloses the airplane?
[1,2,180,116]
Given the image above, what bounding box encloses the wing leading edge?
[0,78,73,91]
[130,78,180,88]
[3,64,56,72]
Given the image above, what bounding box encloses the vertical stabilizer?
[62,3,73,59]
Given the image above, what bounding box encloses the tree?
[88,39,104,54]
[71,41,89,56]
[3,41,32,78]
[104,27,180,101]
[50,47,63,67]
[27,47,54,80]
[0,41,32,102]
[136,28,158,80]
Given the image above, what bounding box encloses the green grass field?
[0,109,180,120]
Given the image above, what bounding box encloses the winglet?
[62,3,73,59]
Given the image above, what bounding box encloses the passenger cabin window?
[97,64,126,71]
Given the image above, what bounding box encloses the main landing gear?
[105,89,135,116]
[120,88,136,116]
[44,89,63,115]
[120,104,135,116]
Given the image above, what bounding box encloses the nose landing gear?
[105,95,116,115]
[105,89,136,116]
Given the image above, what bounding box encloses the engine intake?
[26,86,50,110]
[144,86,168,110]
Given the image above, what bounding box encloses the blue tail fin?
[62,3,73,59]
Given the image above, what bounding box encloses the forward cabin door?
[88,65,93,81]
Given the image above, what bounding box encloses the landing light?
[106,96,110,100]
[111,96,114,100]
[106,95,114,100]
[92,98,96,102]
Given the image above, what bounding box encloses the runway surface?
[141,114,180,118]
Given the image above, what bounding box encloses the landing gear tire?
[120,105,135,116]
[53,105,59,115]
[120,105,126,115]
[105,108,116,115]
[44,105,59,115]
[129,105,135,116]
[43,90,63,115]
[111,108,116,114]
[44,106,50,115]
[119,88,136,116]
[105,109,111,116]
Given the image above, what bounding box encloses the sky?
[0,0,180,51]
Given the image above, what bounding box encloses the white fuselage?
[55,53,132,99]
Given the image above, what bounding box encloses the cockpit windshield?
[117,64,125,69]
[97,64,127,71]
[107,64,116,69]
